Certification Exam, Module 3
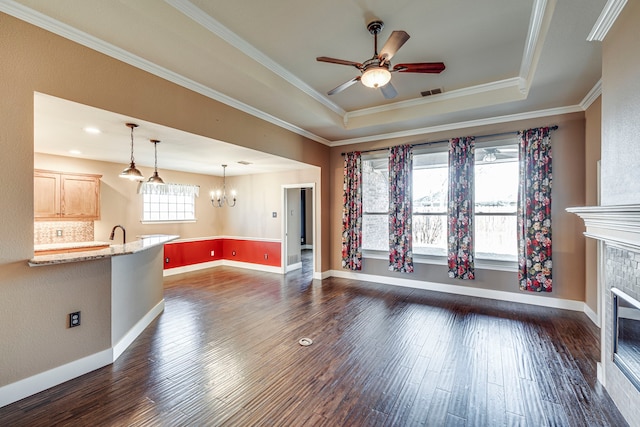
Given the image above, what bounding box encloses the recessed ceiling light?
[69,149,82,155]
[83,126,101,134]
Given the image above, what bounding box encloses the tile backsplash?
[34,221,94,245]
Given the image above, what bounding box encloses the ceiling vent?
[237,160,252,165]
[421,88,443,97]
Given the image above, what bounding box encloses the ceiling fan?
[316,20,445,99]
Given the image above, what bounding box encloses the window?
[474,144,518,261]
[362,156,388,251]
[361,140,518,262]
[413,151,448,256]
[140,182,198,222]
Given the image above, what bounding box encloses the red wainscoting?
[164,238,281,270]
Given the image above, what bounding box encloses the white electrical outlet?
[210,250,215,256]
[56,229,63,237]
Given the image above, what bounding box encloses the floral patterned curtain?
[518,127,552,292]
[448,136,475,279]
[342,152,363,270]
[389,144,414,273]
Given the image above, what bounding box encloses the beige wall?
[584,96,601,314]
[0,13,329,388]
[601,2,640,206]
[330,112,587,301]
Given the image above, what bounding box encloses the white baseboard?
[112,300,164,361]
[0,348,113,408]
[302,245,313,250]
[163,260,223,276]
[164,259,281,276]
[223,260,282,274]
[286,262,302,272]
[584,303,600,328]
[329,269,587,312]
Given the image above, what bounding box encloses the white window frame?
[361,138,519,271]
[139,182,198,224]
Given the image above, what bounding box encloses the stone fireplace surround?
[568,204,640,425]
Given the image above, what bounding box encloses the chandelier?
[210,164,236,207]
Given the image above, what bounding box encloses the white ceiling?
[4,0,607,175]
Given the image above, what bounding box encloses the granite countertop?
[29,234,179,266]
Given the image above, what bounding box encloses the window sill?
[140,220,196,224]
[362,250,518,272]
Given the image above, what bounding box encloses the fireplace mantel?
[567,205,640,249]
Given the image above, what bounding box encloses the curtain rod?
[340,125,559,156]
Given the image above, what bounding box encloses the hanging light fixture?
[147,139,165,185]
[210,164,236,207]
[119,123,145,181]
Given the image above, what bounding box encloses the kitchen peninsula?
[29,234,178,374]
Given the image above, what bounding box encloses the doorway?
[282,183,315,275]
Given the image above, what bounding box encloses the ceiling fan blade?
[316,56,363,69]
[327,76,361,96]
[393,62,446,73]
[379,31,410,63]
[380,81,397,99]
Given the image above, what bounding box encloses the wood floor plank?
[0,251,628,426]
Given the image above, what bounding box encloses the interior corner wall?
[0,12,329,390]
[601,1,640,206]
[584,95,602,314]
[329,112,587,302]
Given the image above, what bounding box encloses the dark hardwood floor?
[0,250,627,426]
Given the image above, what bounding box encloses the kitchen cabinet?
[34,169,102,220]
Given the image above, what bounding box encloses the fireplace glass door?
[612,287,640,392]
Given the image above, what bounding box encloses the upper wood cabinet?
[34,170,102,220]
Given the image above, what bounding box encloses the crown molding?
[165,0,345,118]
[587,0,628,41]
[580,79,602,110]
[519,0,556,96]
[330,105,582,147]
[0,0,332,146]
[344,78,522,121]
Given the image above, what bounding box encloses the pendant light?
[210,164,237,207]
[119,123,145,181]
[147,139,165,185]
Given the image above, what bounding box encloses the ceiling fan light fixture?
[361,66,391,88]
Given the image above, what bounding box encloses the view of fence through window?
[362,143,519,261]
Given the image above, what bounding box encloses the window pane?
[413,165,448,213]
[475,215,517,260]
[362,214,388,251]
[142,192,196,222]
[362,159,388,213]
[475,146,518,213]
[413,214,447,255]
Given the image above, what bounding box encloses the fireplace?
[612,287,640,392]
[567,204,640,425]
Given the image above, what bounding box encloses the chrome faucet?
[109,225,126,245]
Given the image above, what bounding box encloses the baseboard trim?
[223,260,282,274]
[0,348,113,408]
[584,303,600,328]
[112,300,165,361]
[163,260,223,276]
[328,269,586,312]
[286,262,302,273]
